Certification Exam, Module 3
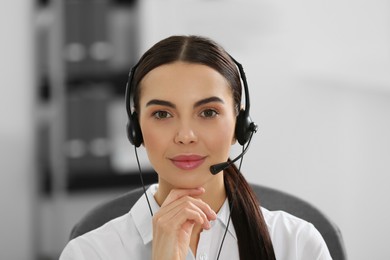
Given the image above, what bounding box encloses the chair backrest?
[70,183,347,260]
[252,185,347,260]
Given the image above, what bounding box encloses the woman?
[60,35,331,260]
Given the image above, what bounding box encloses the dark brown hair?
[132,35,275,259]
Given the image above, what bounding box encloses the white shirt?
[60,184,332,260]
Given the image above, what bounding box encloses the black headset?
[125,55,257,148]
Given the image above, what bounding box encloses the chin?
[172,174,220,190]
[156,165,222,189]
[170,179,205,189]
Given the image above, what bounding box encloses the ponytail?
[224,161,276,260]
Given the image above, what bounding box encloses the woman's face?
[138,61,237,189]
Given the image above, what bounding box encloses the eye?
[152,110,172,119]
[200,109,219,118]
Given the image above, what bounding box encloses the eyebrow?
[193,96,224,108]
[146,99,175,108]
[145,96,224,109]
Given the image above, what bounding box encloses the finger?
[156,206,209,232]
[160,194,216,221]
[155,198,210,230]
[176,196,216,222]
[161,187,205,207]
[176,208,210,230]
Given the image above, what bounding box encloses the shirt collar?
[130,184,237,244]
[215,198,237,240]
[130,184,159,245]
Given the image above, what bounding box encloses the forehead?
[139,61,232,99]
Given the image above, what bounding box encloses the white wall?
[0,1,37,259]
[245,77,390,260]
[139,0,390,259]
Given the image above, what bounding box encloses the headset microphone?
[209,122,257,175]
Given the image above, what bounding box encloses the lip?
[169,154,207,170]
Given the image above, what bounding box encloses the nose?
[174,121,198,145]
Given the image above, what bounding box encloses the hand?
[152,188,217,260]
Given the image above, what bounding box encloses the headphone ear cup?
[127,112,143,147]
[235,109,253,145]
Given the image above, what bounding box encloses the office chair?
[69,183,347,260]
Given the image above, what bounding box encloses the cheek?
[141,131,164,171]
[203,121,236,156]
[141,124,166,153]
[140,120,172,169]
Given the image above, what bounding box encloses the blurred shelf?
[41,169,157,194]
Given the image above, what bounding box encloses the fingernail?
[205,221,211,229]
